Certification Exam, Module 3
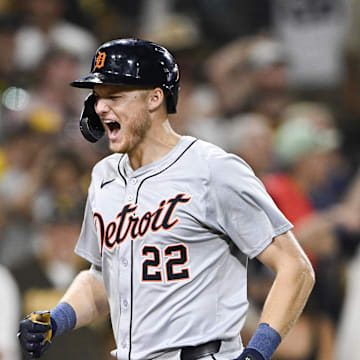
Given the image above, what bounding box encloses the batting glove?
[236,348,265,360]
[18,311,53,358]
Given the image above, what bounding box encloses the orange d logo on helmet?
[94,51,106,70]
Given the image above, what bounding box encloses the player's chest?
[92,176,204,248]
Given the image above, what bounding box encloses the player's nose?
[95,97,111,114]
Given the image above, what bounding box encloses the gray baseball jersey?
[75,136,293,360]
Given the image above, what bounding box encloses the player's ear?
[147,88,164,112]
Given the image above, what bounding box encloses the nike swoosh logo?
[100,178,115,189]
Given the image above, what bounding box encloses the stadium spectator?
[0,264,21,360]
[14,0,97,75]
[205,35,291,126]
[225,113,274,177]
[0,125,50,267]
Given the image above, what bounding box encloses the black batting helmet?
[70,38,180,142]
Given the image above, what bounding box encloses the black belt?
[180,340,221,360]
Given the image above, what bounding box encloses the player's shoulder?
[192,138,228,159]
[193,138,241,163]
[91,153,123,179]
[193,138,253,174]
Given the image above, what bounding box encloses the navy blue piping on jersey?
[117,154,127,186]
[128,239,134,360]
[134,139,198,203]
[128,138,197,360]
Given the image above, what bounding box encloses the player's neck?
[128,120,181,170]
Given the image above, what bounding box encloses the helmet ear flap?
[79,93,105,142]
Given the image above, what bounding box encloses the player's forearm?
[259,250,315,339]
[59,269,109,328]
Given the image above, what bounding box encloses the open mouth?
[104,120,121,131]
[104,120,121,139]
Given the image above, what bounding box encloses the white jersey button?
[128,195,134,201]
[123,299,128,308]
[121,258,128,267]
[131,178,137,185]
[121,342,127,349]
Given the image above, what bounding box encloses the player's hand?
[236,348,265,360]
[18,311,53,358]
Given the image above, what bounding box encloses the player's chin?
[109,140,126,154]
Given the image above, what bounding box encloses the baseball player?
[18,39,315,360]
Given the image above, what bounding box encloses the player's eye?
[109,95,122,101]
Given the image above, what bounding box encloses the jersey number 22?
[141,244,190,282]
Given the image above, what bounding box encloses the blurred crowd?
[0,1,360,360]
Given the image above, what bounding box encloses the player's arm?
[237,230,315,360]
[256,230,315,337]
[58,267,109,328]
[18,266,109,358]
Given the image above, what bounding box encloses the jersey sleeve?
[74,183,102,266]
[206,151,293,258]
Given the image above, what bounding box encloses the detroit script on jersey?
[94,193,191,255]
